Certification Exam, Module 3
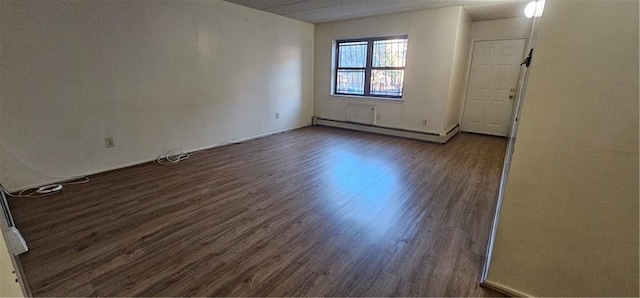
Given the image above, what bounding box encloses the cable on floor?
[154,149,190,165]
[0,139,89,198]
[3,176,90,198]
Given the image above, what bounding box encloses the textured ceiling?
[465,1,529,21]
[223,0,529,24]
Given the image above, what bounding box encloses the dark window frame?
[334,35,408,99]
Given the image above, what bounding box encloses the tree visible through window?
[335,36,408,99]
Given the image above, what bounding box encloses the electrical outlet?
[422,119,428,126]
[105,137,115,148]
[275,113,280,119]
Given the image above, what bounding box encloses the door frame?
[458,38,528,138]
[479,12,543,290]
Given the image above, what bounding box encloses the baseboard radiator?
[312,116,459,144]
[346,103,377,125]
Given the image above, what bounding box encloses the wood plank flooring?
[9,126,507,297]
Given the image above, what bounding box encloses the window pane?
[370,70,404,97]
[336,69,365,94]
[372,39,408,67]
[338,42,367,68]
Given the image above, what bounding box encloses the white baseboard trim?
[460,127,508,138]
[441,123,459,136]
[314,117,459,144]
[4,126,309,193]
[481,279,533,297]
[441,124,461,143]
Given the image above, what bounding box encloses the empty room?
[0,0,638,297]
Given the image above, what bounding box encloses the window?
[334,36,408,99]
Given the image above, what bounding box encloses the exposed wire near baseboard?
[0,139,89,198]
[153,131,295,165]
[1,130,296,196]
[154,149,190,165]
[4,177,90,198]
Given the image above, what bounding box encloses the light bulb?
[524,0,545,18]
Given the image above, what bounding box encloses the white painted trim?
[463,128,507,138]
[480,145,511,282]
[441,123,461,136]
[5,126,308,193]
[481,279,534,297]
[329,94,404,102]
[314,117,458,144]
[441,125,460,143]
[481,13,542,287]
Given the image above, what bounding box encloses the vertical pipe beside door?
[480,2,544,283]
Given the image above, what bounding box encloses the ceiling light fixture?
[524,0,545,18]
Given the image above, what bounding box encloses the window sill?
[329,94,404,102]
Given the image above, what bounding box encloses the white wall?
[444,9,472,132]
[486,0,639,296]
[0,0,314,191]
[470,17,532,41]
[314,6,471,135]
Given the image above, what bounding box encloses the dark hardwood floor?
[9,126,507,297]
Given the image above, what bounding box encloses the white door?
[462,39,526,136]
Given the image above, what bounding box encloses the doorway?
[461,39,527,137]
